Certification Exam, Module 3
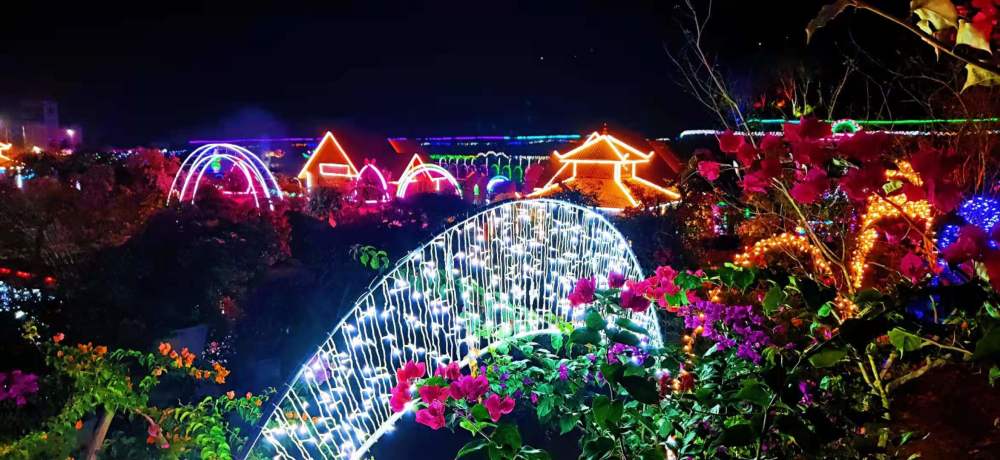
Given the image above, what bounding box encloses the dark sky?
[2,1,858,146]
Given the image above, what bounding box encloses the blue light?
[937,196,1000,250]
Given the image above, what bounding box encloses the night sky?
[0,1,864,147]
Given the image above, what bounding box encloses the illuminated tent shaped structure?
[529,130,680,209]
[352,163,391,204]
[298,132,361,189]
[392,153,462,199]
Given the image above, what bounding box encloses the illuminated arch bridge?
[250,199,661,459]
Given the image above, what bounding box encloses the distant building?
[0,100,81,152]
[297,132,361,189]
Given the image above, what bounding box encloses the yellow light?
[733,232,834,278]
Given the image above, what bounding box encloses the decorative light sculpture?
[733,232,834,279]
[353,164,391,205]
[298,132,360,189]
[849,163,934,289]
[249,199,660,459]
[937,196,1000,250]
[167,143,282,210]
[395,163,463,199]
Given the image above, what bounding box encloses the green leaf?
[989,365,999,386]
[600,363,623,387]
[720,422,755,446]
[456,439,489,459]
[658,418,674,437]
[817,302,833,318]
[762,286,785,315]
[585,309,607,331]
[472,404,490,422]
[609,329,640,347]
[973,328,1000,360]
[806,0,851,43]
[559,414,577,434]
[592,395,610,427]
[808,348,847,368]
[888,328,925,353]
[570,328,601,346]
[550,333,563,351]
[494,423,522,451]
[734,379,771,406]
[623,364,647,377]
[733,268,755,291]
[614,317,649,336]
[620,376,660,404]
[536,397,554,419]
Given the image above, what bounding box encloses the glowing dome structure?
[249,199,659,459]
[167,143,283,210]
[352,164,391,204]
[394,161,463,199]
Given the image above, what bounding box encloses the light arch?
[353,164,390,204]
[395,164,463,199]
[167,143,282,210]
[249,199,660,459]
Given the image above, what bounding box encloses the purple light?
[188,137,319,145]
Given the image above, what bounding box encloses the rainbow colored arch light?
[167,143,283,210]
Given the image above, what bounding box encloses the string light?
[395,163,463,199]
[251,199,661,459]
[353,164,391,205]
[938,196,1000,250]
[849,163,934,290]
[733,232,834,279]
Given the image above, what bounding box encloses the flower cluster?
[390,360,516,430]
[677,301,771,363]
[0,370,39,407]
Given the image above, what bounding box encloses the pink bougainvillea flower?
[484,393,515,422]
[837,132,888,164]
[415,400,447,430]
[389,383,412,413]
[928,180,964,214]
[395,360,426,384]
[736,142,758,168]
[741,171,770,194]
[717,130,743,154]
[790,140,830,166]
[449,374,489,402]
[418,385,450,404]
[838,166,885,202]
[620,284,651,313]
[697,161,721,181]
[567,277,596,306]
[759,134,784,154]
[790,168,828,204]
[900,251,926,284]
[607,271,626,289]
[942,225,988,263]
[783,117,831,143]
[758,158,782,180]
[900,182,927,202]
[434,362,461,381]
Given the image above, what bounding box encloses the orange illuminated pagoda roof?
[528,130,679,210]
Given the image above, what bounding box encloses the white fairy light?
[251,199,661,459]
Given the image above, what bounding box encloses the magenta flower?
[697,161,721,181]
[448,374,489,402]
[484,393,515,422]
[415,400,447,430]
[607,271,626,289]
[433,362,461,381]
[567,277,596,306]
[389,383,412,413]
[395,360,426,385]
[418,385,450,404]
[620,285,651,313]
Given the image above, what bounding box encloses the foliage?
[808,0,1000,91]
[350,244,391,271]
[0,325,269,460]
